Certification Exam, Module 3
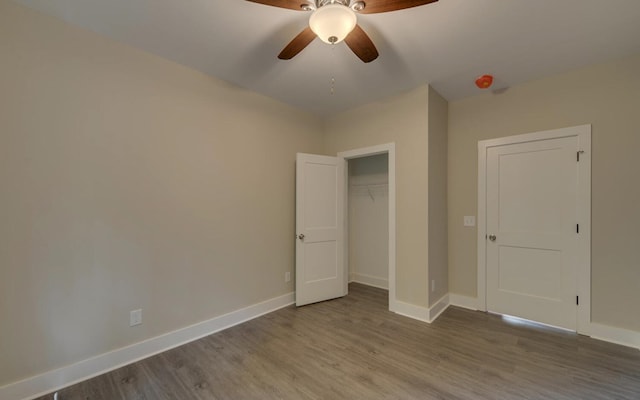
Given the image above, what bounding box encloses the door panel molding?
[477,125,591,333]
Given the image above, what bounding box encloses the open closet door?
[295,153,345,306]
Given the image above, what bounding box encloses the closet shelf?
[350,182,388,202]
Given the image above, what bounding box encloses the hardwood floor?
[38,283,640,399]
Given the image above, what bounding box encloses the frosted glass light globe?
[309,4,357,44]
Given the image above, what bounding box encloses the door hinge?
[576,224,579,233]
[576,296,579,306]
[577,150,585,162]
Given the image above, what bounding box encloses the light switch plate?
[464,216,476,227]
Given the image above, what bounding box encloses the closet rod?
[350,182,388,187]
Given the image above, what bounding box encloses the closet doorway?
[348,154,389,289]
[339,143,397,311]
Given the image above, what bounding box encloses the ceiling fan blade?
[358,0,438,14]
[344,25,379,63]
[278,27,316,60]
[245,0,308,12]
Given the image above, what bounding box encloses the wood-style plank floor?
[38,284,640,399]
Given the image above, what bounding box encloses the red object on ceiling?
[475,74,494,89]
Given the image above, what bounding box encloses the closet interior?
[347,153,389,290]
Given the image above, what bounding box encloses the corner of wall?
[426,85,450,307]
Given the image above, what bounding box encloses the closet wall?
[348,154,389,289]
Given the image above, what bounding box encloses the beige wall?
[0,1,323,386]
[448,54,640,332]
[324,86,430,308]
[427,87,449,305]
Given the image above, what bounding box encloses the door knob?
[488,234,497,242]
[298,234,305,240]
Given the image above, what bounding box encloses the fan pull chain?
[330,44,336,95]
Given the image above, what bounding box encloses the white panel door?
[486,136,579,330]
[296,153,345,306]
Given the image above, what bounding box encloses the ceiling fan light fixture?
[309,3,357,44]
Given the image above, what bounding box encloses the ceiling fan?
[246,0,439,63]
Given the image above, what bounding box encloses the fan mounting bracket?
[305,0,364,12]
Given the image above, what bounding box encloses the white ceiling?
[14,0,640,116]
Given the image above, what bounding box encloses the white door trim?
[338,143,397,312]
[477,125,591,333]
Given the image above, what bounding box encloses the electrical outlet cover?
[130,309,142,326]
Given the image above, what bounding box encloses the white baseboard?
[586,322,640,350]
[449,293,479,311]
[428,294,449,321]
[392,300,430,323]
[0,292,295,400]
[445,294,640,350]
[392,294,450,324]
[351,272,389,290]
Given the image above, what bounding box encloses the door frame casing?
[477,125,591,333]
[338,143,397,312]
